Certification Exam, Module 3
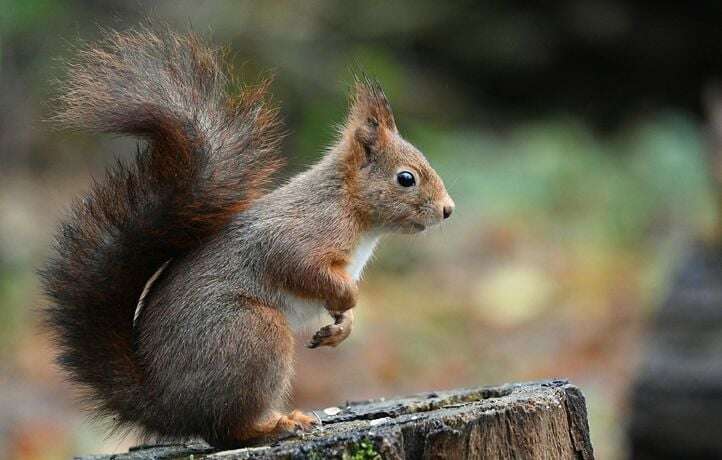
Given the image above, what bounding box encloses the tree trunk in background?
[629,241,722,459]
[77,380,593,460]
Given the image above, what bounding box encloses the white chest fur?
[348,233,380,281]
[281,233,380,331]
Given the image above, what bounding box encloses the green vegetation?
[343,440,382,460]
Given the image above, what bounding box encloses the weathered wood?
[79,380,593,460]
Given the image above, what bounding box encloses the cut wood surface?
[79,380,593,460]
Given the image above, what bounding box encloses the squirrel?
[41,27,454,448]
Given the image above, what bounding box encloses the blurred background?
[3,1,722,459]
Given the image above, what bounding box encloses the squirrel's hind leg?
[205,302,317,448]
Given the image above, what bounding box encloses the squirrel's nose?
[443,196,454,219]
[441,195,455,220]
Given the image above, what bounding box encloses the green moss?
[343,439,381,460]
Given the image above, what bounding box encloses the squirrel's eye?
[396,171,416,187]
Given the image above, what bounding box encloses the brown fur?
[42,27,454,449]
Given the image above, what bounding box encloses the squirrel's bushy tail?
[40,27,282,435]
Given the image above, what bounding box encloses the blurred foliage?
[1,2,721,460]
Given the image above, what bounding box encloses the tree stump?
[78,380,593,459]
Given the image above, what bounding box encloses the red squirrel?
[41,27,454,448]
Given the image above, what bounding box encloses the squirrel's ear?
[344,76,397,158]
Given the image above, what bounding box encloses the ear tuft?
[339,74,397,167]
[346,74,396,139]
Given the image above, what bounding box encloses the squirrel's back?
[40,27,282,437]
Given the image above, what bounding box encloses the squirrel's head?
[336,77,454,234]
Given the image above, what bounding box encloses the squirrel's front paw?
[307,310,354,348]
[307,324,347,348]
